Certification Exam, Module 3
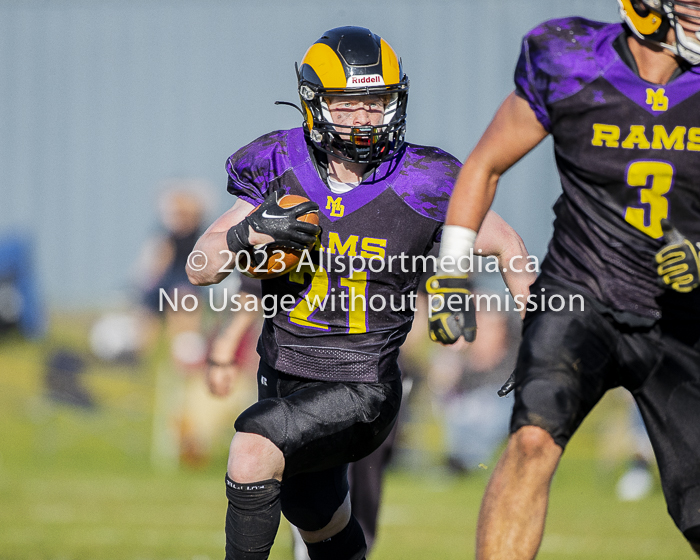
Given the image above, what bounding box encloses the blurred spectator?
[428,303,519,473]
[129,179,231,469]
[205,274,262,398]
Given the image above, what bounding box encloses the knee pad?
[304,515,366,560]
[224,474,282,560]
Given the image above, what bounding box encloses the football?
[240,194,319,280]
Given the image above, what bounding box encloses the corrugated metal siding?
[0,0,617,306]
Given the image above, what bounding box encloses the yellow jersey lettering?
[621,125,651,150]
[651,125,685,150]
[327,232,358,255]
[687,127,700,151]
[360,237,387,259]
[591,123,620,147]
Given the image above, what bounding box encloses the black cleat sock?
[304,514,367,560]
[225,474,282,560]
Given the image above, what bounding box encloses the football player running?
[187,27,534,560]
[429,1,700,558]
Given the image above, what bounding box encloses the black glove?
[226,191,321,254]
[497,372,515,397]
[655,219,700,294]
[425,274,476,344]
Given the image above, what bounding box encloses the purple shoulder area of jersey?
[389,144,458,222]
[515,17,621,130]
[226,130,292,204]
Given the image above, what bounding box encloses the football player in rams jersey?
[429,1,700,558]
[187,27,534,560]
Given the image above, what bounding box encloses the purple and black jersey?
[226,127,458,382]
[516,17,700,322]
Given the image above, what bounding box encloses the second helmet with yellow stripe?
[296,26,409,164]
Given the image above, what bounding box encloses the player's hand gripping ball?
[425,273,476,344]
[240,194,320,279]
[655,219,700,293]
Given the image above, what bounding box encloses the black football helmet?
[618,0,700,64]
[296,26,409,164]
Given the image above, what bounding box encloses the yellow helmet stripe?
[303,103,314,131]
[300,43,347,88]
[619,0,663,35]
[380,39,401,85]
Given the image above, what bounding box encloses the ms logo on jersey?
[646,88,668,112]
[326,196,345,217]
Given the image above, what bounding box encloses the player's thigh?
[234,361,402,477]
[511,302,619,449]
[635,336,700,541]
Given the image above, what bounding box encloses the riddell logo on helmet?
[347,74,385,87]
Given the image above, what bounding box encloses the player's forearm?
[187,231,234,286]
[444,163,500,232]
[187,198,271,286]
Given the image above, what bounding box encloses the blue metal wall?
[0,0,617,306]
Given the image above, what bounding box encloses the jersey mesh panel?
[277,346,379,382]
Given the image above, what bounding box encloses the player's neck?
[627,35,680,85]
[327,156,367,185]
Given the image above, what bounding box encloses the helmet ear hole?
[632,0,651,17]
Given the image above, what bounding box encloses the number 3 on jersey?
[624,160,673,239]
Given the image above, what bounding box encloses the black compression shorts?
[510,278,700,538]
[233,360,402,531]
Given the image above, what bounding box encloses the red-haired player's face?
[326,96,385,128]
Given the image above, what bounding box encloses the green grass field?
[0,316,695,560]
